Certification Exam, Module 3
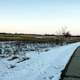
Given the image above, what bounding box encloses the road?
[60,46,80,80]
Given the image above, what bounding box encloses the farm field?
[0,42,80,80]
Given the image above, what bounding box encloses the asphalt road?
[60,46,80,80]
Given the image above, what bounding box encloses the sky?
[0,0,80,35]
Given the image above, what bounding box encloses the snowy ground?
[0,42,80,80]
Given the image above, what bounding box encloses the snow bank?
[0,42,80,80]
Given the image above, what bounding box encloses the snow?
[0,42,80,80]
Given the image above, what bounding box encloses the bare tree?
[56,26,71,45]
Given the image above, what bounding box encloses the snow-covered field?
[0,42,80,80]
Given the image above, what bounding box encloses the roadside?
[60,46,80,80]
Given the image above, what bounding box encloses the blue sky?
[0,0,80,34]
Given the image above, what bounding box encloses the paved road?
[61,46,80,80]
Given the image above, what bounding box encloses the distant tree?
[56,26,71,45]
[63,31,71,38]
